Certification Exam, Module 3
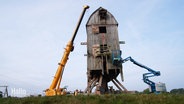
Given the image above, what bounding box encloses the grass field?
[0,94,184,104]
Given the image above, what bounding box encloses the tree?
[170,88,184,94]
[0,91,2,98]
[143,88,150,94]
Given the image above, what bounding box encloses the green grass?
[0,94,184,104]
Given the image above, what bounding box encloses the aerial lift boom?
[112,50,160,93]
[45,5,89,96]
[121,56,160,93]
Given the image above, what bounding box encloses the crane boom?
[45,5,89,96]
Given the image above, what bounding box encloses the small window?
[99,26,106,33]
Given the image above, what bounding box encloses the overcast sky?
[0,0,184,96]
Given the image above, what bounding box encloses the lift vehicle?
[112,50,161,93]
[45,5,89,96]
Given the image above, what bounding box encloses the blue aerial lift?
[112,50,161,93]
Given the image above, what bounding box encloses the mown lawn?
[0,94,184,104]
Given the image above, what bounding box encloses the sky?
[0,0,184,97]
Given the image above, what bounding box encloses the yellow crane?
[45,5,89,96]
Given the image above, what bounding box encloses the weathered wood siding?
[86,7,122,72]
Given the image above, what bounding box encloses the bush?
[170,88,184,94]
